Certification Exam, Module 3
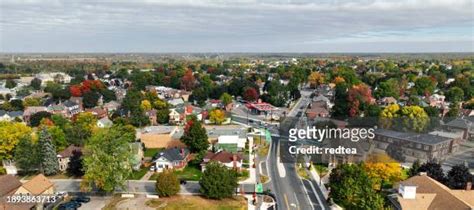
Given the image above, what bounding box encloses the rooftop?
[375,129,453,145]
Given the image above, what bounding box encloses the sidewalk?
[308,168,329,199]
[240,135,257,184]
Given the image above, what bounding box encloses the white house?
[35,72,72,85]
[152,148,190,172]
[97,117,113,128]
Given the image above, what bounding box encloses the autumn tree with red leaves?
[243,87,259,102]
[347,84,374,117]
[180,69,195,91]
[70,85,83,97]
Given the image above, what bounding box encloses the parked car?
[150,165,156,171]
[71,196,91,203]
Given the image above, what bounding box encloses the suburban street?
[264,88,329,210]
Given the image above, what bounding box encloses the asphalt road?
[264,88,329,210]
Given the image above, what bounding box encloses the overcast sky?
[0,0,473,53]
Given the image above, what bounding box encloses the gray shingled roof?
[154,148,189,162]
[375,128,453,145]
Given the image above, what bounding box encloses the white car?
[150,165,156,171]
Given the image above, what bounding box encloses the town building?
[373,129,460,162]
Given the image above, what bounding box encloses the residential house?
[63,100,81,117]
[57,145,82,172]
[35,72,72,85]
[103,100,120,114]
[306,101,330,120]
[168,98,184,107]
[97,117,113,128]
[47,104,67,116]
[378,96,397,106]
[201,151,243,171]
[388,173,473,210]
[313,95,334,109]
[145,109,157,125]
[0,110,23,122]
[428,94,447,108]
[373,129,460,162]
[152,147,190,172]
[0,175,33,210]
[85,107,108,118]
[168,109,181,125]
[23,106,48,123]
[0,87,15,98]
[14,174,55,195]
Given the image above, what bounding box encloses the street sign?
[255,183,263,193]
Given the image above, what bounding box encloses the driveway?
[79,196,111,210]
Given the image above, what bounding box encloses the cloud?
[0,0,472,52]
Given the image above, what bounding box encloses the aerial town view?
[0,0,473,210]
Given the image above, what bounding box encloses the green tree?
[0,122,32,159]
[82,91,100,108]
[446,87,464,103]
[414,76,436,96]
[374,78,400,99]
[14,136,38,174]
[48,126,68,152]
[30,78,42,90]
[409,159,422,177]
[200,162,238,199]
[155,170,180,197]
[37,128,59,176]
[67,150,84,177]
[417,161,446,183]
[5,79,17,89]
[328,164,385,210]
[29,111,52,127]
[447,164,472,189]
[219,92,233,106]
[209,109,226,125]
[81,127,133,192]
[156,109,170,124]
[180,119,209,153]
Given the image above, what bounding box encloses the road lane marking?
[299,179,315,210]
[284,193,291,210]
[307,179,326,210]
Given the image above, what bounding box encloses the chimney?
[232,154,238,168]
[467,182,472,191]
[399,184,417,199]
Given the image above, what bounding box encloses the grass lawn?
[296,166,310,179]
[312,163,329,177]
[256,142,269,157]
[174,164,203,181]
[129,167,149,180]
[145,195,247,210]
[144,148,164,158]
[149,164,203,181]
